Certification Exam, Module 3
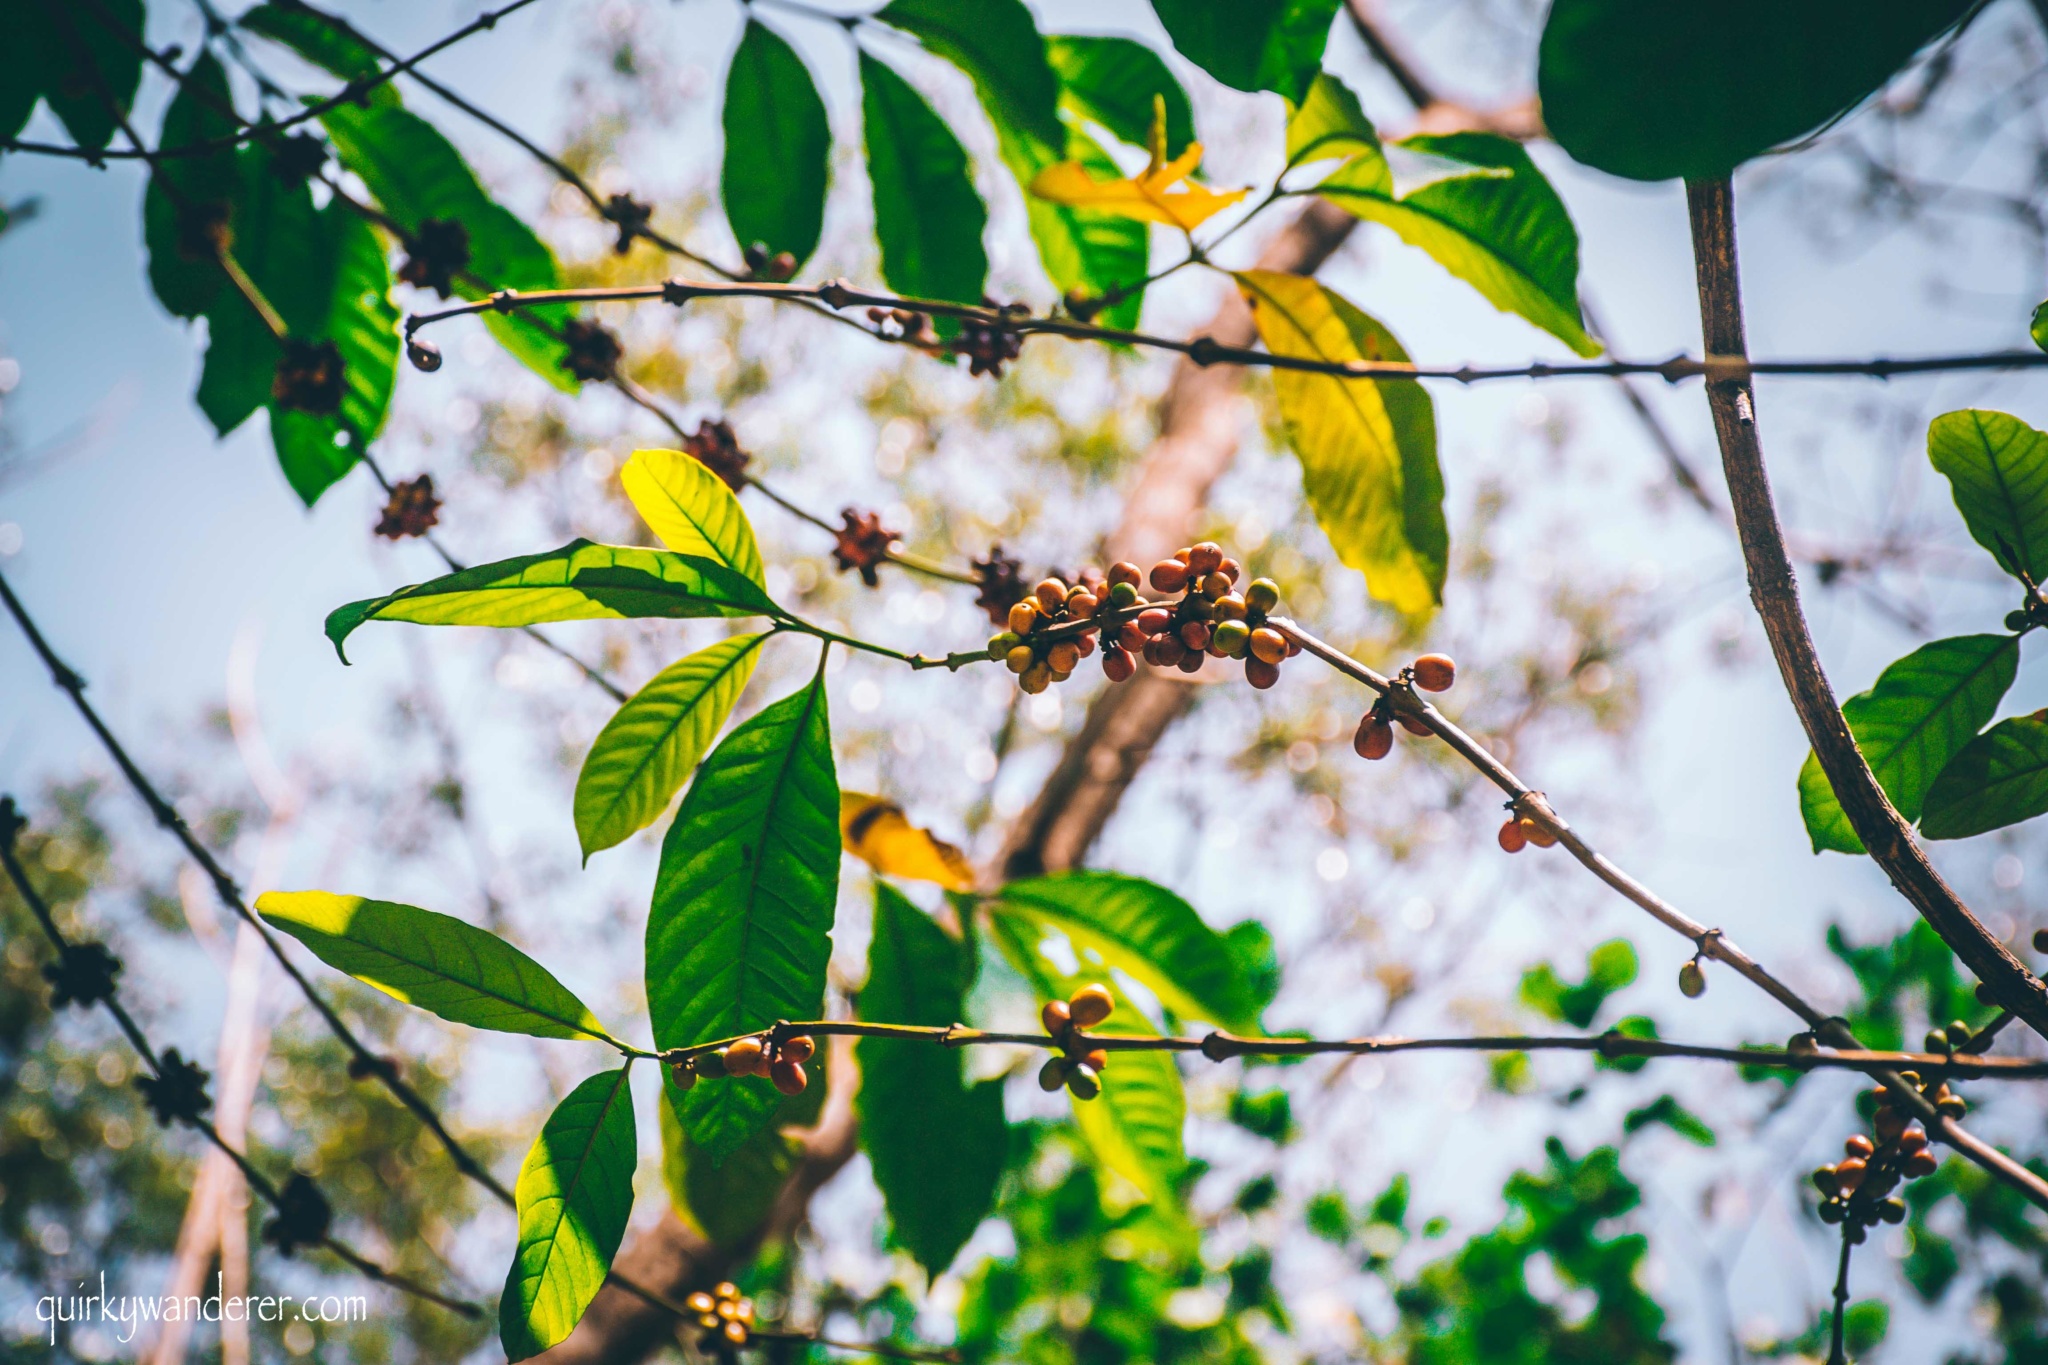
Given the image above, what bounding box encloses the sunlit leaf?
[325,540,779,663]
[1317,132,1599,356]
[501,1067,637,1360]
[841,793,975,891]
[320,101,575,388]
[256,891,614,1042]
[1047,36,1196,160]
[991,914,1184,1203]
[858,884,1006,1274]
[1006,124,1150,330]
[1237,270,1446,618]
[859,52,989,309]
[1285,72,1381,169]
[575,633,768,859]
[1520,939,1636,1029]
[994,871,1264,1031]
[1539,0,1974,181]
[659,1076,804,1247]
[647,671,838,1160]
[1927,409,2048,584]
[1798,634,2019,854]
[1923,711,2048,840]
[1147,0,1339,106]
[619,448,765,586]
[1031,107,1247,232]
[2032,301,2048,356]
[722,18,830,272]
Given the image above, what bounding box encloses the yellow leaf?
[619,448,765,586]
[840,793,975,891]
[1029,93,1247,232]
[1237,270,1447,619]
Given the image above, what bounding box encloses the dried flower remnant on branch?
[374,474,442,540]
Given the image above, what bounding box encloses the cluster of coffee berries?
[684,1283,756,1348]
[1118,544,1291,687]
[1355,654,1457,761]
[1037,984,1115,1100]
[671,1032,815,1097]
[866,306,936,346]
[1811,1076,1948,1237]
[986,571,1106,694]
[743,242,798,281]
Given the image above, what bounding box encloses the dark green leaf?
[876,0,1063,156]
[860,53,988,309]
[1317,131,1598,356]
[1922,711,2048,840]
[574,633,768,859]
[721,19,830,271]
[994,871,1264,1031]
[319,101,574,387]
[989,913,1186,1203]
[1228,1088,1293,1142]
[144,54,241,321]
[15,0,145,154]
[1622,1094,1716,1147]
[1147,0,1338,106]
[195,295,281,437]
[1224,919,1280,1016]
[1539,0,1974,181]
[325,541,779,663]
[1927,409,2048,584]
[500,1067,637,1360]
[270,409,360,510]
[1596,1015,1658,1074]
[857,883,1006,1275]
[239,1,395,95]
[0,0,41,143]
[1798,634,2019,854]
[1238,270,1446,617]
[1046,36,1196,157]
[659,1076,803,1247]
[647,672,838,1159]
[255,890,614,1042]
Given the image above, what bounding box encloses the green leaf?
[721,19,830,272]
[647,671,838,1160]
[144,54,241,321]
[319,101,574,388]
[1317,132,1598,356]
[1147,0,1338,106]
[993,871,1265,1031]
[501,1066,638,1360]
[1798,634,2020,854]
[11,0,145,153]
[860,53,989,310]
[1237,270,1446,618]
[1539,0,1974,182]
[1596,1015,1658,1074]
[619,448,765,586]
[1519,939,1636,1029]
[858,883,1006,1275]
[1623,1094,1716,1147]
[254,890,613,1042]
[1922,711,2048,840]
[239,2,396,96]
[1004,124,1149,330]
[1927,409,2048,584]
[991,914,1185,1203]
[1046,36,1196,159]
[659,1076,803,1247]
[876,0,1064,156]
[575,633,768,859]
[270,410,360,510]
[325,540,779,663]
[2031,302,2048,356]
[1285,72,1380,170]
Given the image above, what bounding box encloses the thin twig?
[1828,1227,1855,1365]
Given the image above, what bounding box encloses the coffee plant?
[11,0,2048,1362]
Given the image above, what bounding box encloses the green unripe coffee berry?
[1925,1029,1951,1053]
[1818,1198,1844,1224]
[1108,580,1139,609]
[1038,1056,1069,1092]
[1245,578,1281,614]
[695,1049,729,1079]
[1678,959,1707,998]
[1006,644,1036,675]
[1065,1061,1102,1101]
[1946,1019,1972,1045]
[988,631,1021,661]
[1879,1197,1907,1224]
[2008,610,2031,632]
[1211,619,1251,657]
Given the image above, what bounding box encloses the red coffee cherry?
[1396,713,1432,737]
[1150,560,1189,593]
[770,1059,808,1095]
[1186,543,1223,575]
[1068,591,1099,619]
[1217,557,1241,584]
[781,1034,817,1063]
[1844,1135,1875,1158]
[1153,634,1188,667]
[1903,1150,1938,1178]
[1177,649,1205,674]
[1180,621,1211,651]
[1076,632,1097,658]
[1413,653,1456,692]
[1497,819,1527,853]
[1042,999,1073,1035]
[1245,657,1279,690]
[1354,715,1393,760]
[1102,646,1135,682]
[1142,637,1168,667]
[1119,621,1149,652]
[1136,607,1173,637]
[1108,561,1142,588]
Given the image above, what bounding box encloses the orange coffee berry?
[1413,653,1456,692]
[1844,1135,1875,1158]
[1042,999,1073,1035]
[1068,591,1099,619]
[781,1034,816,1064]
[1048,641,1081,673]
[1248,627,1287,664]
[725,1037,766,1077]
[1245,657,1279,689]
[1187,543,1223,575]
[1217,557,1241,584]
[771,1059,808,1095]
[1080,1048,1109,1072]
[1180,621,1211,651]
[1834,1157,1867,1193]
[1069,984,1115,1028]
[1108,561,1142,588]
[1498,819,1527,852]
[1150,560,1190,593]
[1519,816,1558,849]
[1136,607,1173,636]
[1034,578,1068,611]
[1103,646,1135,681]
[1903,1150,1938,1178]
[1008,601,1040,636]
